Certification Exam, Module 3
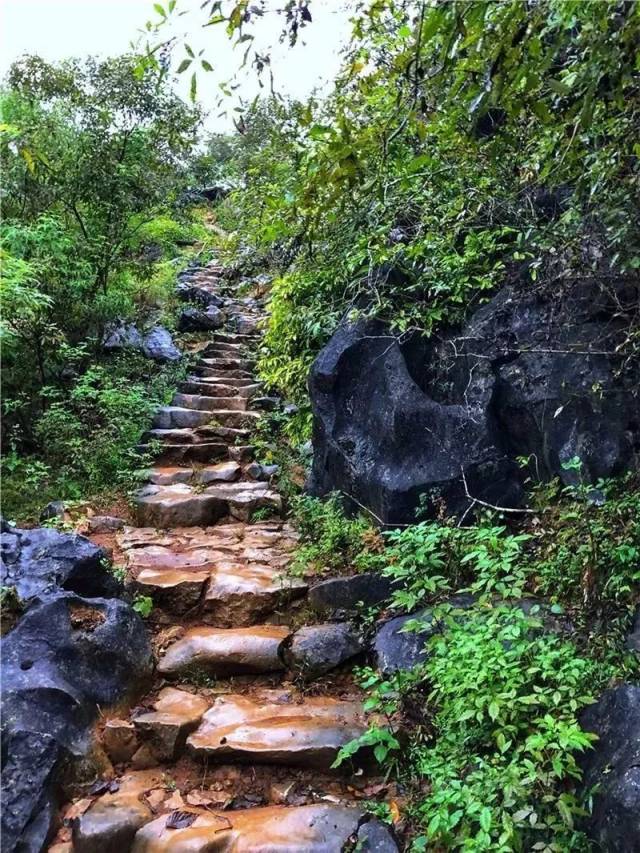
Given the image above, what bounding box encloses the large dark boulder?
[309,278,639,523]
[102,321,143,352]
[1,525,116,604]
[1,592,153,852]
[308,573,395,614]
[579,684,640,851]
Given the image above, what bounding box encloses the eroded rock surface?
[309,279,640,523]
[580,684,640,851]
[187,690,366,768]
[283,623,364,679]
[159,625,290,676]
[0,525,113,604]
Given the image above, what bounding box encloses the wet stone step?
[158,625,290,677]
[187,690,367,769]
[195,366,254,380]
[147,461,241,486]
[120,523,304,623]
[130,804,397,853]
[172,393,247,412]
[152,408,214,429]
[132,687,209,762]
[136,480,282,528]
[147,442,229,465]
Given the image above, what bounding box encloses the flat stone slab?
[131,804,373,853]
[133,687,209,760]
[158,625,290,677]
[120,524,305,623]
[187,690,366,768]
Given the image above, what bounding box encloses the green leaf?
[190,72,197,102]
[479,808,492,833]
[153,3,166,18]
[176,58,192,73]
[201,60,214,72]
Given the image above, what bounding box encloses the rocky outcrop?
[309,279,639,523]
[579,684,640,851]
[1,592,153,852]
[0,524,115,604]
[142,326,181,362]
[103,322,181,362]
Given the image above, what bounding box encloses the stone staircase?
[48,263,398,852]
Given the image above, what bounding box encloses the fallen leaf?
[166,810,198,830]
[389,800,401,824]
[186,791,215,807]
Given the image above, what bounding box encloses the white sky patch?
[0,0,352,130]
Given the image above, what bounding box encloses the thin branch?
[460,467,537,515]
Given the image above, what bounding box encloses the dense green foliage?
[1,55,206,519]
[207,1,639,404]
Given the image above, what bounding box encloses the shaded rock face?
[579,684,640,851]
[178,306,225,332]
[103,321,144,352]
[0,525,114,604]
[0,580,153,851]
[142,326,181,363]
[308,573,394,615]
[309,279,639,523]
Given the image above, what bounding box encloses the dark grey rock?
[309,277,640,523]
[40,500,65,522]
[625,606,640,653]
[235,316,259,335]
[178,305,225,332]
[580,684,640,851]
[357,819,400,851]
[373,610,432,675]
[308,573,394,614]
[283,623,364,679]
[87,516,126,534]
[1,592,153,852]
[142,326,180,362]
[0,526,115,604]
[176,282,224,308]
[252,396,281,412]
[374,595,475,674]
[102,321,143,352]
[0,730,61,853]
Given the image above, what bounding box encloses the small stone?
[284,623,364,680]
[40,500,66,522]
[102,719,138,764]
[357,819,400,851]
[88,516,126,533]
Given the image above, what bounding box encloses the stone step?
[147,461,241,487]
[198,356,255,371]
[178,380,252,397]
[209,331,257,345]
[131,804,392,853]
[120,523,304,623]
[187,690,366,769]
[172,393,247,412]
[158,625,290,677]
[185,374,259,389]
[132,687,209,761]
[145,442,229,465]
[135,482,282,528]
[199,424,252,442]
[195,366,255,380]
[152,408,214,430]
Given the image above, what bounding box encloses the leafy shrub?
[290,493,386,577]
[412,605,604,852]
